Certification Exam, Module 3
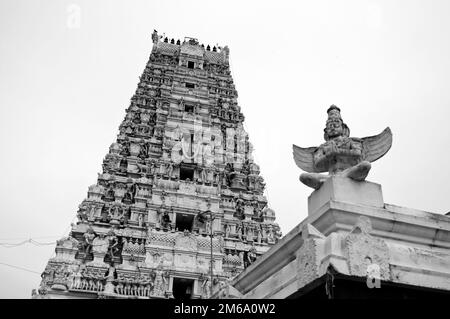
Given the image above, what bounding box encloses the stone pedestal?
[308,176,384,216]
[91,252,107,266]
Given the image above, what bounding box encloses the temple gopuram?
[34,31,281,299]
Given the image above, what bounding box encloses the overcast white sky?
[1,0,450,298]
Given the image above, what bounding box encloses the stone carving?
[244,246,257,268]
[92,233,109,254]
[293,105,392,189]
[151,263,169,297]
[179,181,196,195]
[138,213,144,227]
[296,238,319,289]
[267,226,275,243]
[122,238,145,255]
[103,184,116,202]
[236,223,243,240]
[145,248,162,267]
[167,163,174,179]
[174,231,197,251]
[159,207,172,230]
[344,216,390,281]
[200,275,212,299]
[256,227,262,244]
[114,272,153,297]
[51,263,72,290]
[69,265,84,290]
[103,266,116,294]
[296,224,324,289]
[106,230,120,262]
[215,277,243,299]
[56,235,79,250]
[225,224,231,238]
[122,188,134,205]
[234,196,245,220]
[109,204,124,224]
[245,224,254,242]
[41,265,57,289]
[81,227,96,261]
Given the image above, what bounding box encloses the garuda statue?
[293,105,392,190]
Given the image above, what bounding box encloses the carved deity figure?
[236,223,243,241]
[245,247,257,268]
[200,168,207,183]
[225,224,231,238]
[87,205,96,220]
[103,266,116,294]
[106,230,119,262]
[256,228,262,244]
[109,205,123,220]
[161,212,172,229]
[149,162,156,175]
[77,205,88,222]
[40,264,55,288]
[142,276,153,297]
[122,191,133,205]
[70,265,84,289]
[167,163,174,179]
[151,264,167,297]
[159,162,166,175]
[200,275,211,299]
[138,213,144,227]
[139,142,149,160]
[104,185,115,202]
[234,196,245,220]
[92,232,109,254]
[293,105,392,190]
[82,227,96,261]
[267,226,274,242]
[246,225,254,242]
[254,176,265,193]
[149,248,162,266]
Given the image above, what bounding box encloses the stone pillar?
[308,176,384,217]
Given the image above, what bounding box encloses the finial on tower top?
[152,30,159,44]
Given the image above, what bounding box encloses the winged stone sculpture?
[293,105,392,190]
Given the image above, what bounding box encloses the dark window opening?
[190,134,194,156]
[175,213,194,232]
[180,166,194,181]
[187,61,195,69]
[173,278,194,299]
[185,82,195,89]
[185,104,194,113]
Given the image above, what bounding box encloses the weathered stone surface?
[344,216,390,281]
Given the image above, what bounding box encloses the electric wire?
[0,262,41,275]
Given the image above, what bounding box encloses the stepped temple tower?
[35,31,281,299]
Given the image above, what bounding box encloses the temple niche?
[34,31,281,299]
